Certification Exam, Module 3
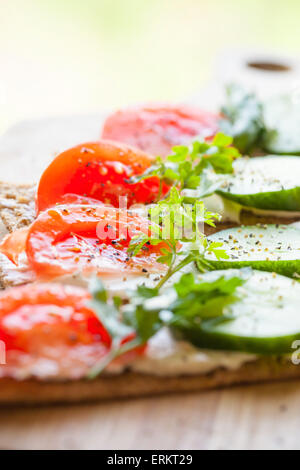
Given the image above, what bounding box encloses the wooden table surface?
[0,381,299,450]
[0,114,299,450]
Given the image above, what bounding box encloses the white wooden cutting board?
[0,50,300,450]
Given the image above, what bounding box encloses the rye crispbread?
[0,182,35,232]
[0,182,299,290]
[0,355,299,406]
[0,183,299,404]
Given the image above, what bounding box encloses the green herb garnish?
[88,278,137,378]
[129,133,240,202]
[124,271,247,339]
[88,270,248,378]
[128,187,229,289]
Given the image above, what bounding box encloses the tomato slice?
[36,140,168,213]
[0,283,110,353]
[0,227,28,265]
[55,193,104,206]
[102,104,220,157]
[25,204,167,280]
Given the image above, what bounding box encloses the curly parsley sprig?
[129,132,241,202]
[88,269,248,377]
[128,187,229,289]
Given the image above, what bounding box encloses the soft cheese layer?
[204,195,300,224]
[0,328,257,381]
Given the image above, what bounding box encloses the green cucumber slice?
[217,156,300,211]
[262,94,300,155]
[174,269,300,354]
[205,224,300,278]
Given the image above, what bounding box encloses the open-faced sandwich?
[0,99,299,405]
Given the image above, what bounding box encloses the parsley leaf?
[171,271,246,322]
[128,187,228,288]
[129,133,240,202]
[122,271,248,347]
[88,278,136,378]
[87,270,248,378]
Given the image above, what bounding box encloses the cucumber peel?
[205,224,300,278]
[175,269,300,354]
[217,156,300,211]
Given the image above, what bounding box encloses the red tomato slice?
[0,227,28,265]
[26,204,167,280]
[0,283,146,379]
[0,283,110,353]
[55,193,104,206]
[102,104,220,157]
[36,140,168,213]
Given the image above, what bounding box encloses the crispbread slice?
[0,183,298,291]
[0,186,299,405]
[0,356,299,406]
[0,182,238,289]
[0,222,237,290]
[0,182,237,234]
[0,182,35,232]
[1,182,299,234]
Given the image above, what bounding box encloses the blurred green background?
[0,0,299,134]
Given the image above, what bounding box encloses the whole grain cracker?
[0,182,36,232]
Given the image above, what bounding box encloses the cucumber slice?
[217,156,300,211]
[175,269,300,354]
[205,224,300,278]
[262,94,300,155]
